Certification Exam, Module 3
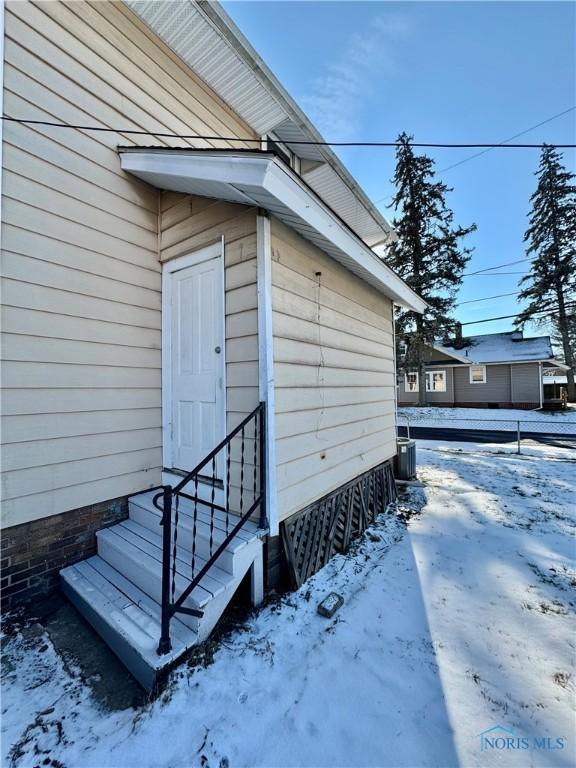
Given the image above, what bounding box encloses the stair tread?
[61,557,198,671]
[81,556,193,647]
[129,490,260,545]
[128,501,250,557]
[111,519,233,596]
[97,523,236,609]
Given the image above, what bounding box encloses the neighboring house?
[0,1,425,687]
[398,331,567,409]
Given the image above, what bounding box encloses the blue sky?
[223,0,575,338]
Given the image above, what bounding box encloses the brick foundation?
[1,496,128,611]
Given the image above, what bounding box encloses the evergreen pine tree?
[387,133,476,405]
[551,315,576,358]
[516,145,576,402]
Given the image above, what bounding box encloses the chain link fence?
[396,414,576,453]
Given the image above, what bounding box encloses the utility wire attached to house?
[1,115,576,149]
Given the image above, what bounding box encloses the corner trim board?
[257,213,279,536]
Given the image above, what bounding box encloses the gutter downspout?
[257,212,278,536]
[539,361,544,409]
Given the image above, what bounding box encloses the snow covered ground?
[2,441,575,768]
[398,406,576,433]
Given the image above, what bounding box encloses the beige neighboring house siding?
[270,218,396,522]
[158,194,260,430]
[1,0,256,528]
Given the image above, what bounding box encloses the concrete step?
[60,556,198,691]
[128,490,261,574]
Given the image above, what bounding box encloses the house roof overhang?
[544,359,570,370]
[119,148,427,313]
[124,0,394,249]
[426,356,571,369]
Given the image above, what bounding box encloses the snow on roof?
[439,331,554,364]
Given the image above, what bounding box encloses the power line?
[466,271,527,276]
[438,105,576,173]
[2,115,576,148]
[372,106,575,205]
[457,291,519,306]
[463,258,529,276]
[460,304,576,326]
[457,287,576,309]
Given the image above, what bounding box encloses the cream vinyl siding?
[270,218,396,522]
[1,0,256,528]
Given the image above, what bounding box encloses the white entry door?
[167,246,225,473]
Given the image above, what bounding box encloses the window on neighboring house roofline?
[469,364,487,384]
[405,372,419,392]
[426,370,446,392]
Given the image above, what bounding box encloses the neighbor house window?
[405,372,419,392]
[469,365,487,383]
[426,370,446,392]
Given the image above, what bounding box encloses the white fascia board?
[263,161,426,312]
[119,151,267,205]
[120,150,426,313]
[485,358,566,367]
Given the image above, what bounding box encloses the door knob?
[215,346,222,354]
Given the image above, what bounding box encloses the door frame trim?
[161,239,226,472]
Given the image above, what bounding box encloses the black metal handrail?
[155,402,266,654]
